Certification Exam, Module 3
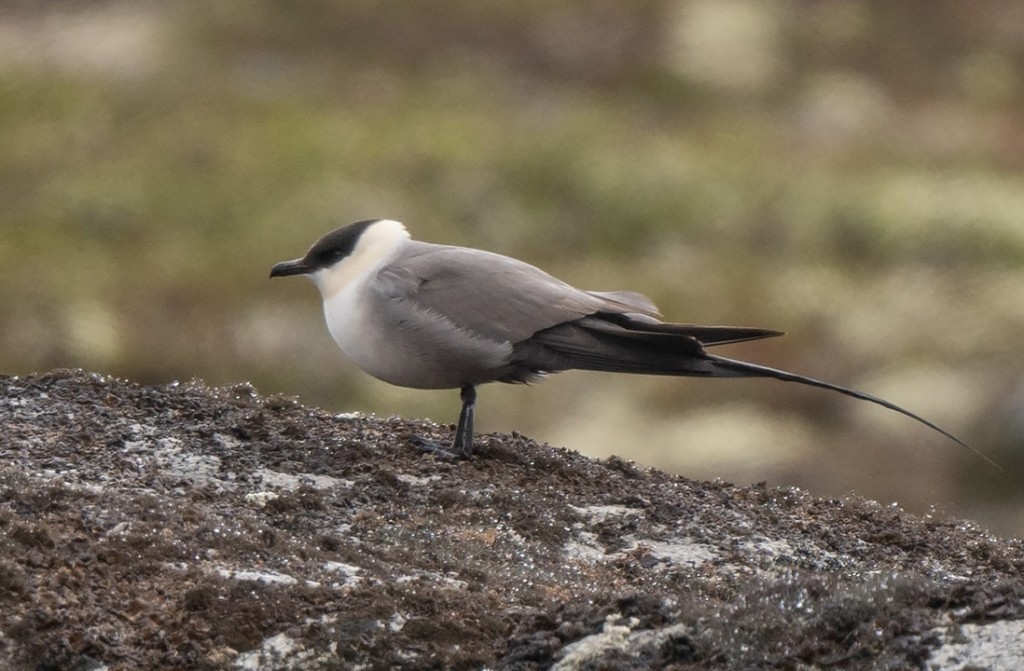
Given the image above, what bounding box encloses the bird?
[270,218,992,466]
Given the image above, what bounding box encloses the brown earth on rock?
[1,369,1022,670]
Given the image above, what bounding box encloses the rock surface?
[0,369,1021,670]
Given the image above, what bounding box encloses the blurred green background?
[2,0,1022,534]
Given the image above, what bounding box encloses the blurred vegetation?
[1,0,1022,534]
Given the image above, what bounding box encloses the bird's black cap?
[270,219,380,278]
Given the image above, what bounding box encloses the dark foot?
[407,384,479,459]
[408,435,470,459]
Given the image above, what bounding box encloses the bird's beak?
[269,258,311,278]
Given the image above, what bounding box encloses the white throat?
[310,219,410,300]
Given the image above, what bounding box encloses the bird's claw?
[409,435,469,460]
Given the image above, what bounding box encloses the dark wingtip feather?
[604,313,785,346]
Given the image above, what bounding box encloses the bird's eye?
[315,248,345,266]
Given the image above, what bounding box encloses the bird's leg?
[410,384,478,458]
[452,384,476,456]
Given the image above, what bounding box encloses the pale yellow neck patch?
[312,219,410,300]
